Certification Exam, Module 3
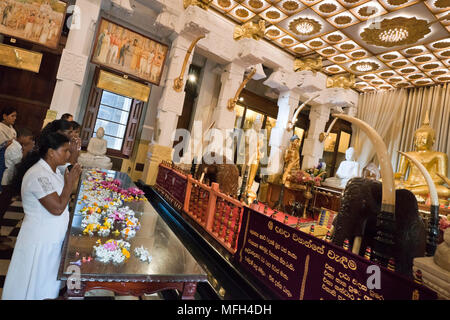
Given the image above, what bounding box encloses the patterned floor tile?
[3,212,24,220]
[0,259,10,276]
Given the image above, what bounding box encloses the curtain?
[396,83,450,177]
[352,88,408,175]
[355,83,450,178]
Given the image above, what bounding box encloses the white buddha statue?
[78,127,113,170]
[323,147,360,189]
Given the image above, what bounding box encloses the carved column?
[207,62,246,159]
[267,90,301,176]
[49,0,102,120]
[301,87,358,170]
[301,103,331,170]
[143,31,206,185]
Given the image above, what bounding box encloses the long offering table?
[58,170,207,299]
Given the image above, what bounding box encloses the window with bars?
[81,69,145,158]
[94,90,132,150]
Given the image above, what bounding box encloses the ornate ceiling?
[210,0,450,92]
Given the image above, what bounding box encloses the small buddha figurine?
[78,127,113,170]
[283,135,302,189]
[395,112,449,206]
[246,115,263,203]
[323,147,359,189]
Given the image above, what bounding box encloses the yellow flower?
[122,248,130,259]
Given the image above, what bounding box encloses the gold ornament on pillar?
[227,67,257,110]
[173,35,206,92]
[233,20,266,41]
[395,110,450,206]
[326,73,355,89]
[183,0,213,10]
[294,56,323,74]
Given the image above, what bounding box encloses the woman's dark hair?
[1,106,17,119]
[61,113,73,121]
[71,121,81,130]
[11,132,69,194]
[40,119,73,139]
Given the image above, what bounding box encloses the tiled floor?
[0,200,161,300]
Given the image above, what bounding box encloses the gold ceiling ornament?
[433,41,450,49]
[281,38,294,45]
[380,71,395,77]
[343,0,361,3]
[351,51,366,58]
[218,0,231,8]
[387,0,408,5]
[266,29,281,37]
[340,43,356,50]
[236,8,250,18]
[282,1,299,11]
[294,46,308,53]
[350,61,379,72]
[392,60,407,67]
[266,10,281,19]
[319,3,337,13]
[358,6,378,17]
[415,56,433,63]
[326,73,355,89]
[183,0,213,10]
[309,40,324,47]
[409,74,424,79]
[294,56,323,74]
[382,53,398,60]
[360,17,431,47]
[249,0,264,9]
[405,48,424,55]
[322,48,336,55]
[234,20,266,41]
[227,67,257,110]
[431,70,447,75]
[173,35,206,92]
[435,0,450,8]
[334,16,352,25]
[289,17,322,36]
[327,34,343,42]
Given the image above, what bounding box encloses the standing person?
[0,128,34,246]
[2,132,82,300]
[0,106,17,145]
[70,121,81,151]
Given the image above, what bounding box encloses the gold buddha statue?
[282,135,303,190]
[395,112,449,205]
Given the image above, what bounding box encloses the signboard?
[235,207,437,300]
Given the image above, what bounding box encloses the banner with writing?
[235,208,437,300]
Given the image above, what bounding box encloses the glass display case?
[58,170,207,299]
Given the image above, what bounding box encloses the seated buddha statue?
[282,135,302,190]
[323,147,360,189]
[78,127,113,170]
[395,114,449,206]
[395,112,450,205]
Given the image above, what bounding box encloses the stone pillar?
[49,0,102,120]
[301,103,331,170]
[142,32,206,185]
[267,90,300,176]
[208,62,246,159]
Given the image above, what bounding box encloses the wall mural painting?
[92,18,169,86]
[0,0,66,49]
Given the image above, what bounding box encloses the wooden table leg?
[181,282,197,300]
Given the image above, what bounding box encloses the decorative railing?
[155,162,244,254]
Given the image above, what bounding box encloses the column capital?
[263,69,304,92]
